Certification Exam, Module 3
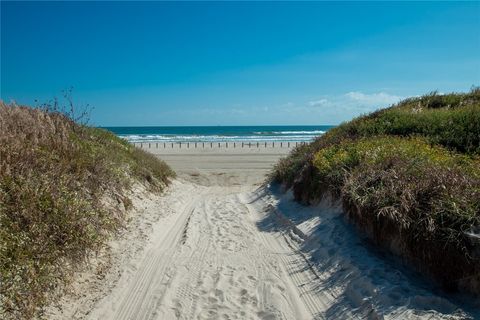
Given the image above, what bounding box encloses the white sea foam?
[120,133,324,143]
[274,130,325,134]
[253,130,325,135]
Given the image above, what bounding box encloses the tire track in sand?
[111,193,203,320]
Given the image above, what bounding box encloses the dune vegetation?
[272,88,480,295]
[0,102,174,319]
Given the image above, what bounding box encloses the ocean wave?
[253,130,325,135]
[120,133,322,143]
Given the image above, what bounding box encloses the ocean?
[104,125,334,143]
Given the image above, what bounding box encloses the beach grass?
[272,88,480,294]
[0,102,174,319]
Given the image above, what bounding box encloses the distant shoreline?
[132,140,306,150]
[102,125,335,143]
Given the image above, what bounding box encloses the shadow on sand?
[253,183,480,319]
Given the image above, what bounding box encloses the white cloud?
[309,91,403,109]
[308,98,329,107]
[345,91,403,106]
[303,91,405,123]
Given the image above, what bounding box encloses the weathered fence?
[131,141,307,149]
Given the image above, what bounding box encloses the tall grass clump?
[0,102,174,319]
[271,88,480,295]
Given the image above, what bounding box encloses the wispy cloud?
[301,91,405,123]
[308,91,403,109]
[174,91,405,125]
[344,91,403,106]
[308,99,329,107]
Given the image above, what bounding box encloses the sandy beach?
[45,145,477,320]
[143,143,292,180]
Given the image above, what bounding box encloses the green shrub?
[313,136,480,235]
[337,138,480,289]
[271,143,313,186]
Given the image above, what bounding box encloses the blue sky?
[1,1,479,126]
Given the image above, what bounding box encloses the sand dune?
[45,147,478,319]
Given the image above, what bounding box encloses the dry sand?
[144,143,292,177]
[45,145,478,320]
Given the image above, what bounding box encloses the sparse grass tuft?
[0,102,174,319]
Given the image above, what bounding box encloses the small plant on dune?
[271,143,313,186]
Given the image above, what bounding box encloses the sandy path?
[47,147,478,319]
[85,177,475,320]
[88,179,317,320]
